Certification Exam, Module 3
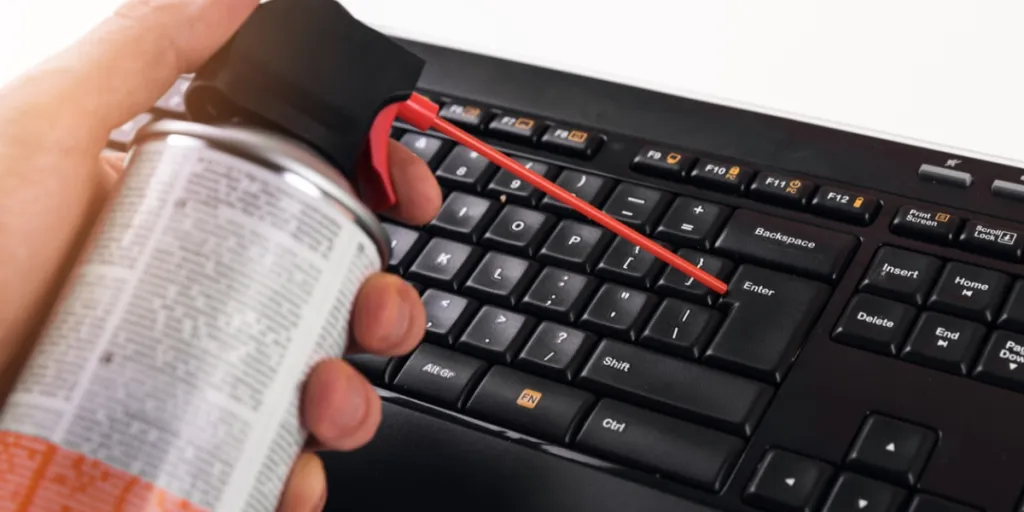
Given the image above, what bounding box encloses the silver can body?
[0,120,388,511]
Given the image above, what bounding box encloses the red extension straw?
[397,93,729,296]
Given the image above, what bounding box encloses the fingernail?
[385,288,413,348]
[336,376,368,431]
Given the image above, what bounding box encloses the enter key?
[704,265,832,383]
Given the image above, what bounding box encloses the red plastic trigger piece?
[357,103,401,211]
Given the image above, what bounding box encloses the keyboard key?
[154,76,190,116]
[577,339,773,436]
[438,102,488,130]
[539,125,603,158]
[537,220,613,272]
[821,473,906,512]
[705,265,832,383]
[832,294,917,356]
[810,186,880,225]
[392,344,488,409]
[421,289,478,345]
[595,237,667,288]
[906,495,980,512]
[858,247,943,306]
[457,306,536,364]
[749,174,816,208]
[520,267,598,324]
[462,252,539,307]
[575,400,745,492]
[689,160,754,194]
[539,170,613,219]
[631,146,696,180]
[997,280,1024,332]
[900,312,986,376]
[653,197,732,250]
[744,449,834,512]
[579,284,658,341]
[484,157,558,205]
[600,183,670,234]
[653,249,735,306]
[958,220,1024,261]
[399,132,450,168]
[383,223,428,274]
[890,206,962,244]
[846,415,936,487]
[480,205,556,256]
[639,299,721,360]
[435,145,497,192]
[973,331,1024,393]
[407,238,483,290]
[487,113,542,144]
[465,366,595,443]
[108,112,154,151]
[427,192,500,243]
[714,209,859,282]
[926,262,1010,323]
[516,322,596,382]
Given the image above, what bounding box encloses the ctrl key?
[392,344,487,409]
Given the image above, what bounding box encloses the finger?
[379,140,442,226]
[97,150,128,191]
[302,359,382,452]
[349,273,425,356]
[276,452,326,512]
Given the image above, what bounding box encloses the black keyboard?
[113,41,1024,512]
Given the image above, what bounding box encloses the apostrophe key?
[488,113,543,144]
[540,125,603,159]
[810,187,880,226]
[631,146,696,180]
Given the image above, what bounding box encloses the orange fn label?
[0,431,206,512]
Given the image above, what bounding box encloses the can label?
[0,134,381,511]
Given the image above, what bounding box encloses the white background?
[1,0,1021,167]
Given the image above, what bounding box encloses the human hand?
[0,0,439,510]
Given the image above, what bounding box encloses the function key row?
[631,145,880,226]
[890,205,1024,262]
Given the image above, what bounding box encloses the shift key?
[714,209,859,282]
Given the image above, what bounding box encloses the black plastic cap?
[184,0,425,178]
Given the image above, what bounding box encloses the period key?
[631,146,696,180]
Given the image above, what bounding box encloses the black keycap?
[520,267,598,323]
[399,132,450,168]
[421,289,478,345]
[427,192,500,243]
[973,330,1024,393]
[407,238,483,290]
[846,415,937,487]
[457,306,535,364]
[901,312,986,376]
[462,252,539,307]
[595,237,667,288]
[858,247,943,306]
[579,284,658,341]
[705,265,832,383]
[487,113,542,143]
[689,160,754,194]
[744,449,834,512]
[890,206,962,244]
[108,112,154,151]
[154,76,190,116]
[639,299,721,360]
[539,170,613,218]
[438,102,487,130]
[577,339,774,436]
[821,473,906,512]
[539,125,603,158]
[345,354,396,386]
[383,223,428,274]
[654,249,735,306]
[435,145,497,192]
[631,146,696,180]
[600,183,670,234]
[831,294,917,356]
[653,196,732,250]
[536,220,612,272]
[516,322,597,382]
[392,344,488,409]
[576,400,745,492]
[484,157,558,205]
[958,220,1024,261]
[749,174,816,208]
[810,187,880,225]
[927,262,1010,323]
[714,209,859,282]
[997,280,1024,332]
[465,366,595,443]
[480,205,556,256]
[906,494,980,512]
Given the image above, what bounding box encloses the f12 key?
[811,187,880,226]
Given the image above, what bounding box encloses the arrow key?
[846,415,937,487]
[822,473,906,512]
[973,330,1024,393]
[744,448,834,512]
